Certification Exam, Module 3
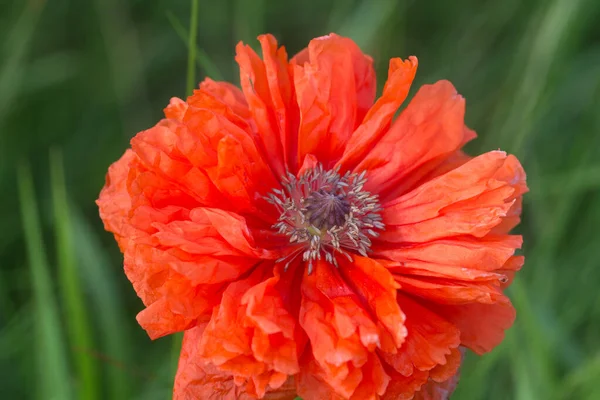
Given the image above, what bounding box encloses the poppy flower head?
[97,33,527,400]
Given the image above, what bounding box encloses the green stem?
[186,0,199,96]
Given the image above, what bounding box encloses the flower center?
[304,189,351,229]
[266,164,384,274]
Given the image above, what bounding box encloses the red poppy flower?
[97,33,527,399]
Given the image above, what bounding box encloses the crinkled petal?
[256,34,300,172]
[357,80,474,200]
[377,235,522,272]
[377,235,522,288]
[498,255,525,289]
[175,324,297,400]
[297,354,389,400]
[339,256,406,349]
[412,376,460,400]
[299,260,383,398]
[99,138,278,339]
[197,78,251,120]
[380,295,460,379]
[338,56,418,172]
[293,33,376,168]
[381,367,429,400]
[123,161,273,339]
[379,151,527,243]
[199,264,304,398]
[427,347,463,384]
[124,240,224,338]
[180,106,279,218]
[164,97,188,121]
[348,354,390,399]
[412,349,463,400]
[97,150,216,339]
[131,120,227,208]
[429,299,516,355]
[236,38,287,178]
[96,150,141,249]
[148,208,280,287]
[392,275,505,305]
[135,283,219,339]
[295,358,345,400]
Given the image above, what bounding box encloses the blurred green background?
[2,0,600,399]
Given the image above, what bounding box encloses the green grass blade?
[70,209,133,400]
[186,0,199,96]
[483,0,585,154]
[17,161,72,400]
[165,10,224,81]
[50,148,99,400]
[509,280,556,398]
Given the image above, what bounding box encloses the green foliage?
[1,0,600,398]
[17,162,72,400]
[50,148,100,400]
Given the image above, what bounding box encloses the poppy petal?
[257,34,300,172]
[100,146,279,339]
[381,368,429,400]
[339,256,407,348]
[297,354,390,400]
[430,299,516,355]
[380,295,460,378]
[164,97,188,121]
[293,34,376,167]
[236,39,286,178]
[197,78,251,120]
[180,107,279,218]
[299,260,382,398]
[98,152,209,337]
[380,151,527,243]
[357,80,472,199]
[413,359,461,400]
[199,265,302,398]
[174,324,297,400]
[130,120,228,208]
[427,347,463,383]
[391,148,473,199]
[135,283,219,339]
[392,275,505,306]
[497,255,525,289]
[377,235,522,272]
[381,348,463,400]
[338,56,418,172]
[96,149,141,249]
[295,358,345,400]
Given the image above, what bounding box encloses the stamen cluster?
[266,165,385,273]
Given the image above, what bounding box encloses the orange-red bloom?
[97,33,527,399]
